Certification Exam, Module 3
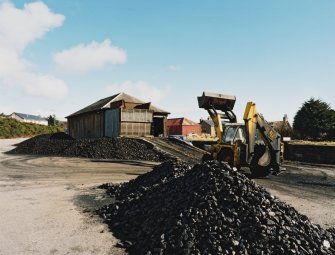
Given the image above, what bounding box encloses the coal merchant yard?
[1,92,335,255]
[1,1,335,255]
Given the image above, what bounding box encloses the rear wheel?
[217,148,234,166]
[202,153,213,162]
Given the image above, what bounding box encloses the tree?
[47,115,58,126]
[327,110,335,140]
[293,98,335,140]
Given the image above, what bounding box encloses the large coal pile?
[8,134,169,162]
[100,160,192,199]
[50,132,75,140]
[98,161,334,255]
[62,138,168,161]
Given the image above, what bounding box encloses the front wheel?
[202,153,213,162]
[217,149,234,166]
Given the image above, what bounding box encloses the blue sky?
[0,0,334,123]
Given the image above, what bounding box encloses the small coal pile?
[11,134,72,155]
[8,135,169,162]
[50,132,75,140]
[98,161,334,255]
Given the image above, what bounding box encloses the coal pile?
[100,160,192,199]
[8,135,169,162]
[11,134,72,155]
[98,161,335,255]
[50,132,75,140]
[62,138,168,161]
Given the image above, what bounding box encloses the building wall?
[68,109,168,139]
[22,119,48,126]
[9,113,22,121]
[168,125,201,136]
[68,111,104,139]
[120,109,153,137]
[167,125,182,135]
[181,125,201,135]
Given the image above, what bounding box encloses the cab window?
[235,127,246,143]
[224,126,237,143]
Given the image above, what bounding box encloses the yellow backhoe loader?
[198,92,283,177]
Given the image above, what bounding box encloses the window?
[224,126,237,143]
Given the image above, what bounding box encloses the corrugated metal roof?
[15,113,47,121]
[67,92,169,117]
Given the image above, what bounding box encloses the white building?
[9,112,48,126]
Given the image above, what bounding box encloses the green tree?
[293,98,335,140]
[47,115,59,126]
[327,110,335,140]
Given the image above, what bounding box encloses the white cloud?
[106,81,170,104]
[0,48,28,76]
[0,1,68,99]
[16,73,68,99]
[168,64,181,71]
[53,39,127,73]
[0,1,64,52]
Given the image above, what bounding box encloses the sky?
[0,0,334,123]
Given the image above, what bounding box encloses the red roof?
[167,118,199,126]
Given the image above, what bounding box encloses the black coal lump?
[98,160,335,255]
[7,136,169,162]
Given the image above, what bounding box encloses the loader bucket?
[198,92,236,111]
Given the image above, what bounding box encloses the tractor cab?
[222,123,246,144]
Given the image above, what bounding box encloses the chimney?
[283,114,288,123]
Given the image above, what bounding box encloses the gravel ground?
[255,161,335,229]
[0,139,334,254]
[0,139,159,255]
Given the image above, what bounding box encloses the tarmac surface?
[0,138,334,254]
[0,138,158,255]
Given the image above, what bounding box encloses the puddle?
[297,181,335,187]
[74,189,115,212]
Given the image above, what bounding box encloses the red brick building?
[167,118,201,136]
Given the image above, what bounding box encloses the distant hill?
[0,117,63,139]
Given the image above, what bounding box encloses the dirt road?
[0,139,334,255]
[0,139,158,255]
[255,161,335,229]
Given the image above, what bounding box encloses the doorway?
[152,116,165,137]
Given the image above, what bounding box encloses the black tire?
[217,149,234,166]
[202,153,213,162]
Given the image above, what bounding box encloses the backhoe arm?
[243,102,281,170]
[207,108,224,142]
